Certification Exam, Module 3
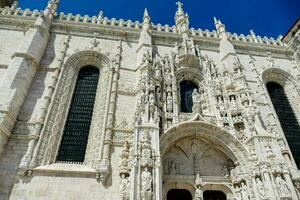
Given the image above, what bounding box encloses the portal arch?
[160,121,249,200]
[160,121,249,166]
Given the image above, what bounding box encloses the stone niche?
[163,137,234,176]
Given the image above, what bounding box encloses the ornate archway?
[160,121,249,199]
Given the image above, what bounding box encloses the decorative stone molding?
[31,50,112,170]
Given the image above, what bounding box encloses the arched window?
[56,66,100,163]
[266,82,300,167]
[180,80,198,113]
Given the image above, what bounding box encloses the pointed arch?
[160,121,249,168]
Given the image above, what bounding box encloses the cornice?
[0,10,293,59]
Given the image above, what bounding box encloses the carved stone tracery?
[32,50,112,169]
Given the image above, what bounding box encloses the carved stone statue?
[194,186,203,200]
[195,173,202,187]
[255,177,266,199]
[194,173,203,200]
[141,130,152,167]
[166,92,173,112]
[120,141,130,175]
[275,174,290,196]
[141,167,152,200]
[120,174,130,200]
[192,89,201,113]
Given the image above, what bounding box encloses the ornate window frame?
[262,67,300,168]
[262,68,300,124]
[175,68,204,118]
[34,50,112,169]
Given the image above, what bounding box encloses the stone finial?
[143,8,151,24]
[214,17,226,38]
[176,1,184,16]
[142,8,151,32]
[174,1,190,39]
[98,10,104,20]
[11,0,19,9]
[43,0,59,18]
[143,8,150,21]
[175,1,187,24]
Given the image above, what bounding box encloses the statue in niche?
[154,108,159,123]
[149,92,156,121]
[192,89,201,113]
[224,72,234,89]
[120,174,130,200]
[255,177,266,199]
[275,174,290,196]
[241,182,250,200]
[154,64,162,81]
[166,92,173,112]
[229,96,238,111]
[141,167,152,200]
[149,92,155,105]
[156,86,162,105]
[265,143,274,158]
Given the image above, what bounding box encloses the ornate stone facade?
[0,1,299,200]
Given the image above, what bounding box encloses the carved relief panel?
[163,137,233,176]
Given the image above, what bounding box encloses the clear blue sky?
[19,0,299,38]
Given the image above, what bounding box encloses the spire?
[214,17,227,39]
[213,17,237,73]
[43,0,59,19]
[175,1,184,17]
[174,2,190,39]
[144,8,150,20]
[142,8,151,31]
[175,1,187,25]
[137,8,152,66]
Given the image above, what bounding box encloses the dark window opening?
[167,189,192,200]
[180,80,198,113]
[267,82,300,168]
[203,190,226,200]
[56,66,100,163]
